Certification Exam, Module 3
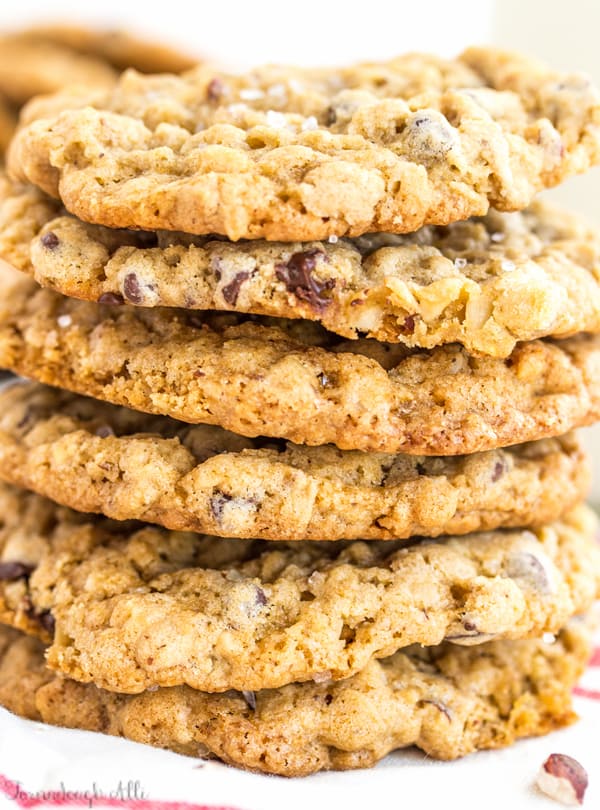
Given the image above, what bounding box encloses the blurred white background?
[1,0,599,496]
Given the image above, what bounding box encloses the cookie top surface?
[1,263,600,454]
[0,480,598,693]
[4,176,600,357]
[0,381,589,540]
[0,619,590,775]
[8,48,600,240]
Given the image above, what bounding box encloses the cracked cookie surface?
[0,481,597,693]
[3,177,600,357]
[0,381,590,540]
[1,264,600,453]
[8,48,600,240]
[0,621,591,775]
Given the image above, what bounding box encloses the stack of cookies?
[0,47,598,777]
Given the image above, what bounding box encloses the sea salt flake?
[265,110,287,128]
[302,116,318,131]
[239,88,265,101]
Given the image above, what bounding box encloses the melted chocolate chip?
[324,693,334,706]
[221,271,251,305]
[40,231,60,250]
[275,250,334,311]
[98,292,124,306]
[0,562,34,581]
[123,273,143,304]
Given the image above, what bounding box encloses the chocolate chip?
[415,462,426,475]
[221,271,251,306]
[463,620,477,632]
[0,562,34,581]
[491,459,507,482]
[24,601,55,635]
[255,587,268,606]
[402,113,458,164]
[275,250,334,311]
[98,292,124,306]
[207,77,225,102]
[399,314,416,335]
[38,611,55,635]
[421,699,453,722]
[40,232,60,250]
[95,425,115,438]
[324,693,334,706]
[505,552,551,594]
[242,690,257,711]
[16,407,34,430]
[123,273,143,304]
[210,491,233,523]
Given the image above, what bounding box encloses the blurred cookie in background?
[0,25,199,154]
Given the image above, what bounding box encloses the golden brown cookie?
[0,380,590,540]
[8,48,600,240]
[0,481,598,693]
[3,174,600,357]
[1,263,600,454]
[0,621,591,775]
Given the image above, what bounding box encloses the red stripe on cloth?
[0,773,245,810]
[573,686,600,701]
[588,647,600,667]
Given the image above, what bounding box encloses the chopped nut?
[536,754,588,806]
